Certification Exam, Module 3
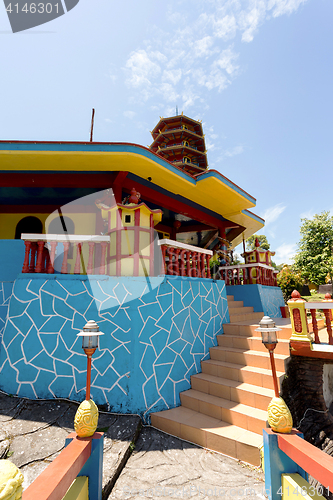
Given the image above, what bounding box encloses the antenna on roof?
[176,105,179,116]
[90,108,95,142]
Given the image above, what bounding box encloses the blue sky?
[1,0,332,264]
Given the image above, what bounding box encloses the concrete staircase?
[151,295,291,466]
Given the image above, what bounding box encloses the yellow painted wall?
[281,474,325,500]
[140,211,150,228]
[62,476,88,500]
[121,257,134,276]
[0,213,47,239]
[121,230,134,255]
[139,232,150,256]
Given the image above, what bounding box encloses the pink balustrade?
[158,239,213,278]
[21,234,110,275]
[218,264,278,287]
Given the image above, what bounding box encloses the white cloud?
[261,203,286,225]
[123,111,136,119]
[274,242,297,265]
[120,0,308,109]
[125,49,161,88]
[224,145,244,157]
[300,209,315,220]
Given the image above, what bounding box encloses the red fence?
[218,264,278,286]
[21,234,110,275]
[158,239,212,278]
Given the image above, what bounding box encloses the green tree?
[293,212,333,286]
[246,234,270,251]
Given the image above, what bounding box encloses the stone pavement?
[0,391,266,499]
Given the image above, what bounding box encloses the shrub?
[277,265,303,303]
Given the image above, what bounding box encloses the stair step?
[223,322,292,340]
[151,406,262,466]
[209,345,288,372]
[180,389,267,435]
[191,372,274,410]
[201,359,285,390]
[217,334,290,356]
[228,300,244,308]
[226,306,254,314]
[229,312,264,323]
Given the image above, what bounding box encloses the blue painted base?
[263,429,307,500]
[226,284,285,318]
[0,274,229,421]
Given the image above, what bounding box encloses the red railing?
[218,263,278,286]
[304,295,333,345]
[21,234,110,275]
[278,431,333,493]
[158,239,212,278]
[22,432,103,500]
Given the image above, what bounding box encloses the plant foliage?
[276,265,303,303]
[245,234,270,251]
[293,212,333,286]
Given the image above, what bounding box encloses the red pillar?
[22,241,32,273]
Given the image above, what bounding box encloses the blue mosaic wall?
[226,284,285,318]
[0,274,228,421]
[0,282,14,339]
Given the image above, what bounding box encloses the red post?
[269,349,280,398]
[99,242,108,275]
[206,254,211,279]
[22,240,32,273]
[201,253,206,278]
[161,245,167,275]
[180,250,186,276]
[29,243,37,272]
[35,241,45,273]
[74,243,82,274]
[87,242,95,275]
[196,252,201,277]
[48,241,57,274]
[324,310,333,345]
[310,309,320,344]
[43,248,50,273]
[167,247,174,275]
[174,248,180,276]
[186,251,191,277]
[86,356,92,401]
[61,242,70,274]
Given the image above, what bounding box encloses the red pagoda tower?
[149,113,208,175]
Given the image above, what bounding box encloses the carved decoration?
[74,399,99,438]
[0,460,24,500]
[267,396,293,433]
[293,308,302,333]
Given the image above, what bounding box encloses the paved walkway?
[0,391,266,499]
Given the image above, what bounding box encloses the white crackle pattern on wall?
[0,275,229,421]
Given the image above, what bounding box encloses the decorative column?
[61,241,70,274]
[288,290,312,343]
[35,241,45,273]
[22,240,32,273]
[29,243,37,272]
[74,243,82,274]
[99,242,108,275]
[86,242,95,275]
[47,241,57,274]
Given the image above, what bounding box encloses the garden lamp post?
[255,316,293,433]
[77,320,104,400]
[256,316,280,398]
[74,320,104,438]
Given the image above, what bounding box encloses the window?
[183,156,191,163]
[182,140,189,147]
[15,216,43,239]
[125,215,132,224]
